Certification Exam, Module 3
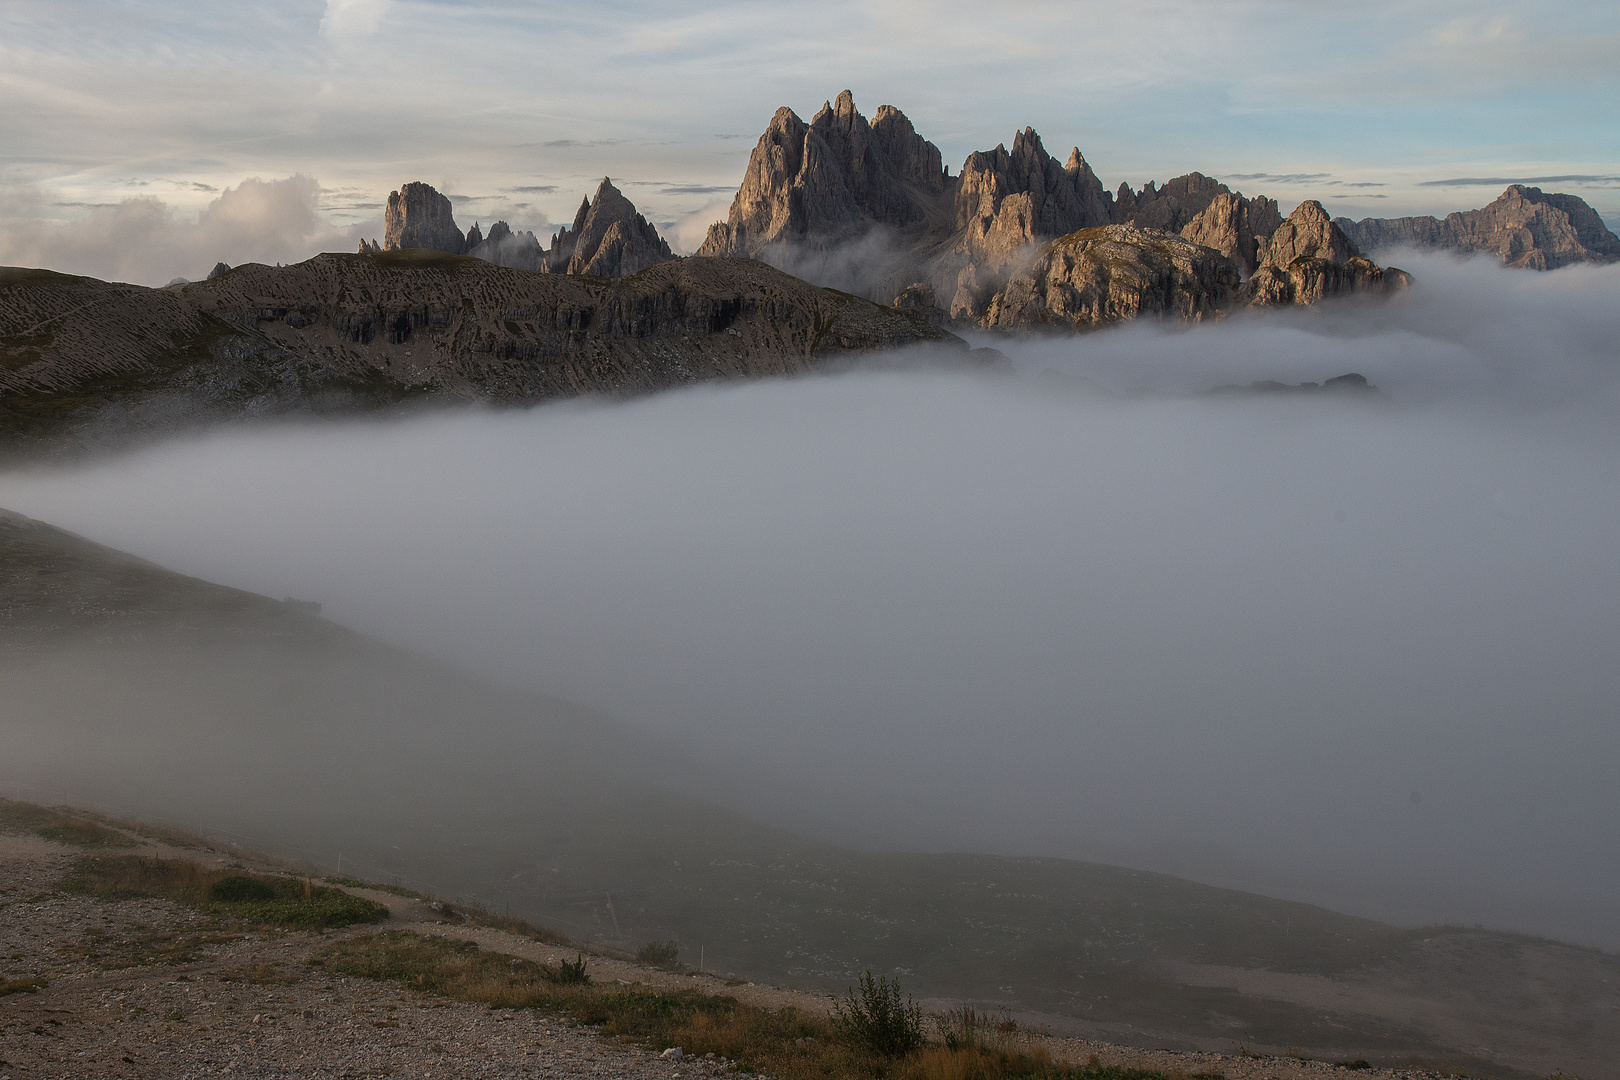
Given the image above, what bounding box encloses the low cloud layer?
[2,253,1618,948]
[0,176,368,286]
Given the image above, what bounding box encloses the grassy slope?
[1,507,1612,1075]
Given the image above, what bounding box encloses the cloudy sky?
[2,0,1618,282]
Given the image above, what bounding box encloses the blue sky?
[2,0,1617,281]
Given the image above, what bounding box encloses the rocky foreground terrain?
[0,811,1543,1080]
[0,252,957,456]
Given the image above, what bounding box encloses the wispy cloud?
[1419,174,1620,187]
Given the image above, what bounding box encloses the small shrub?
[637,940,681,967]
[1336,1062,1372,1071]
[546,954,591,985]
[832,970,926,1057]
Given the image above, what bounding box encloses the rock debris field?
[0,828,1464,1080]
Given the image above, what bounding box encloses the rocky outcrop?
[1335,186,1620,269]
[207,263,231,280]
[467,220,545,272]
[0,254,955,456]
[1113,173,1229,234]
[1178,192,1283,277]
[698,90,949,259]
[954,130,1112,264]
[1266,204,1409,301]
[1247,201,1410,305]
[982,202,1408,330]
[383,182,465,254]
[1111,174,1282,277]
[357,239,381,254]
[565,178,675,277]
[982,225,1241,330]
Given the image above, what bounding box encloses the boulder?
[383,182,465,254]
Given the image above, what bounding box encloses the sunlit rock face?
[383,182,466,255]
[702,91,1409,325]
[1336,185,1620,270]
[1248,200,1410,306]
[698,90,950,258]
[981,224,1241,329]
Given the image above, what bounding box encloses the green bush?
[210,875,277,902]
[636,939,681,967]
[832,970,925,1057]
[546,954,591,985]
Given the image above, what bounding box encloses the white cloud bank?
[2,254,1619,948]
[0,176,368,286]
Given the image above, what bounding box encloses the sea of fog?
[3,251,1618,948]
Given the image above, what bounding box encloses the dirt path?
[0,831,1459,1080]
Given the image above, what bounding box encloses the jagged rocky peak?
[1248,201,1409,306]
[698,90,950,257]
[357,239,381,254]
[465,222,484,249]
[954,128,1113,264]
[1336,185,1620,270]
[1260,199,1359,267]
[1112,173,1283,277]
[563,177,675,277]
[1179,193,1283,277]
[383,182,466,254]
[1114,172,1230,233]
[468,220,545,272]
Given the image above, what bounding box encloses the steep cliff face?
[1178,192,1284,277]
[383,182,466,254]
[0,254,955,456]
[565,178,676,277]
[1248,201,1409,305]
[697,90,949,258]
[954,130,1113,262]
[982,202,1408,331]
[1336,186,1620,269]
[982,225,1240,330]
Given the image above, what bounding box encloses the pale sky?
[3,0,1617,282]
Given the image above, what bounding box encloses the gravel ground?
[0,830,1470,1080]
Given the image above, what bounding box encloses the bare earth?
[0,828,1483,1080]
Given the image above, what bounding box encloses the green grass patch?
[0,798,137,848]
[317,931,1168,1080]
[62,855,388,929]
